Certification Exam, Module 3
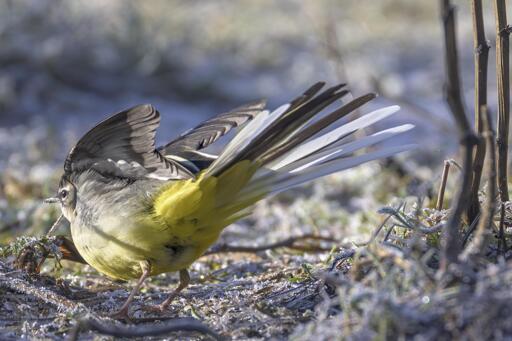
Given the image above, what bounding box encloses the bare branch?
[468,0,490,223]
[203,234,336,255]
[494,0,510,202]
[461,106,497,260]
[67,316,223,341]
[436,160,451,210]
[498,202,508,254]
[439,0,479,273]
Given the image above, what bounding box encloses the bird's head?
[45,176,77,223]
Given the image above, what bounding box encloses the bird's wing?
[160,100,266,156]
[64,104,194,180]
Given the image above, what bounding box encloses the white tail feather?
[241,144,416,199]
[287,124,414,173]
[268,105,401,170]
[249,124,414,183]
[207,104,289,174]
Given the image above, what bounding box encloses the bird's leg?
[110,261,151,321]
[159,269,190,310]
[145,269,190,313]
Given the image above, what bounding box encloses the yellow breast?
[72,160,261,280]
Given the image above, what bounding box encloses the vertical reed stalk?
[494,0,510,203]
[468,0,490,223]
[461,106,497,260]
[436,161,451,210]
[439,0,479,272]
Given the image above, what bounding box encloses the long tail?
[206,82,414,208]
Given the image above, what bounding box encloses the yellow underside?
[80,160,265,280]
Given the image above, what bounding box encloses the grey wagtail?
[45,82,414,319]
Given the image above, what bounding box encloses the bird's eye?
[59,189,68,200]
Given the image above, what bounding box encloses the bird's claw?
[109,307,133,323]
[141,303,168,314]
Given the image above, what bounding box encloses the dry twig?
[439,0,479,273]
[67,316,223,341]
[494,0,510,202]
[203,234,336,255]
[461,106,497,260]
[436,160,451,210]
[499,203,508,254]
[468,0,490,223]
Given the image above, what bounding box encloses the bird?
[45,82,414,319]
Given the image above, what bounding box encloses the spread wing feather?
[160,100,266,155]
[64,104,193,180]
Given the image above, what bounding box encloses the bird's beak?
[44,197,59,204]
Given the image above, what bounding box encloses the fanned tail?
[204,82,415,213]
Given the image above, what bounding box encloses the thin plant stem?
[439,0,479,273]
[468,0,490,224]
[436,160,451,210]
[494,0,510,202]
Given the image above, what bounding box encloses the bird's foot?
[141,303,168,314]
[109,307,133,323]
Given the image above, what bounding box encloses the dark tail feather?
[259,93,376,164]
[204,82,415,207]
[207,82,350,176]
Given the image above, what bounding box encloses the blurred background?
[0,0,507,242]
